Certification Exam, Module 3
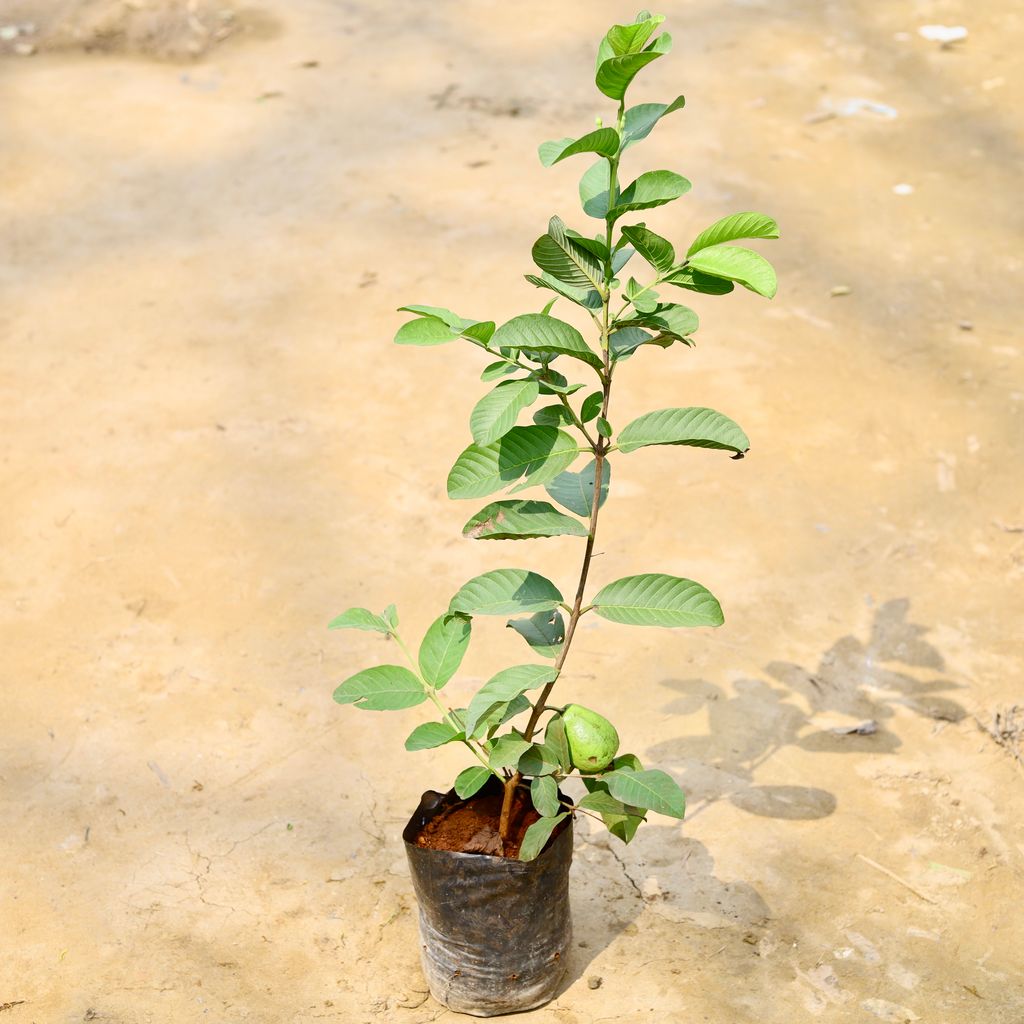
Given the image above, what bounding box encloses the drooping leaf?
[544,458,610,517]
[454,765,492,799]
[539,127,620,167]
[450,569,564,616]
[418,613,472,689]
[596,50,664,101]
[492,313,603,371]
[686,244,777,298]
[524,272,602,310]
[619,224,675,273]
[462,500,588,541]
[579,160,613,219]
[662,266,735,295]
[470,379,541,446]
[507,610,566,659]
[603,768,686,818]
[608,170,691,219]
[531,216,604,290]
[332,665,426,711]
[489,734,533,770]
[519,813,568,861]
[580,391,603,423]
[531,775,562,817]
[609,327,655,359]
[544,714,572,771]
[578,787,646,842]
[447,426,581,500]
[463,664,558,737]
[621,95,686,148]
[532,404,574,428]
[394,315,461,346]
[480,360,521,382]
[618,302,699,340]
[591,573,724,628]
[405,720,464,751]
[327,607,393,634]
[518,740,562,776]
[617,407,749,455]
[476,693,531,737]
[687,211,779,257]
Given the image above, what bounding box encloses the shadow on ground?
[650,598,966,821]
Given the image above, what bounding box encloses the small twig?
[856,853,937,905]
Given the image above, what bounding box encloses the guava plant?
[330,10,777,860]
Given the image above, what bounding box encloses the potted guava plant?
[329,10,777,1017]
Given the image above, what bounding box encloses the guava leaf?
[544,458,610,517]
[603,768,686,819]
[519,813,568,861]
[506,610,566,659]
[617,407,749,455]
[686,244,777,298]
[332,665,426,711]
[531,775,561,817]
[687,212,778,257]
[470,379,541,446]
[454,765,491,799]
[592,573,723,628]
[405,721,464,751]
[418,613,471,689]
[462,500,588,541]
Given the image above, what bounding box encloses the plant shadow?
[648,597,967,820]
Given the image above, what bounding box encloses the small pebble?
[830,285,851,297]
[892,183,914,195]
[958,320,973,331]
[587,976,602,990]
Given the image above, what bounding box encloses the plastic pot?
[403,782,573,1017]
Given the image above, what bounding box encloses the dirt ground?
[2,0,1023,1021]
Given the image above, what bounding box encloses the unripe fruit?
[563,704,619,773]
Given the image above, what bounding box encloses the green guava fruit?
[564,704,619,773]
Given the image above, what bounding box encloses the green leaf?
[524,272,602,310]
[481,360,521,382]
[519,813,568,861]
[608,170,691,219]
[625,277,659,313]
[539,127,620,167]
[394,315,461,347]
[612,752,644,772]
[592,573,724,628]
[447,426,581,500]
[532,404,574,428]
[518,740,562,776]
[532,372,585,398]
[617,406,749,455]
[618,303,698,340]
[450,569,564,616]
[332,665,426,711]
[544,457,610,517]
[596,417,612,438]
[580,391,603,423]
[605,15,664,56]
[464,664,558,737]
[603,768,686,818]
[492,313,603,371]
[687,211,779,257]
[507,610,566,659]
[418,613,472,689]
[531,216,604,290]
[619,224,675,273]
[531,775,561,817]
[596,51,664,101]
[382,604,399,630]
[579,160,612,219]
[489,734,533,770]
[476,694,531,737]
[462,500,588,541]
[686,245,777,298]
[470,379,541,446]
[509,433,584,494]
[327,607,392,634]
[621,95,686,148]
[609,327,655,359]
[544,714,572,771]
[397,304,466,329]
[578,787,646,843]
[454,765,492,799]
[405,720,463,751]
[663,266,735,295]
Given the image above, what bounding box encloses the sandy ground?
[2,0,1023,1021]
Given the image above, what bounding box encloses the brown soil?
[414,789,542,858]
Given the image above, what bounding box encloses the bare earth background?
[1,0,1023,1021]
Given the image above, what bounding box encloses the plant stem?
[499,104,626,847]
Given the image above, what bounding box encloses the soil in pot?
[412,787,543,857]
